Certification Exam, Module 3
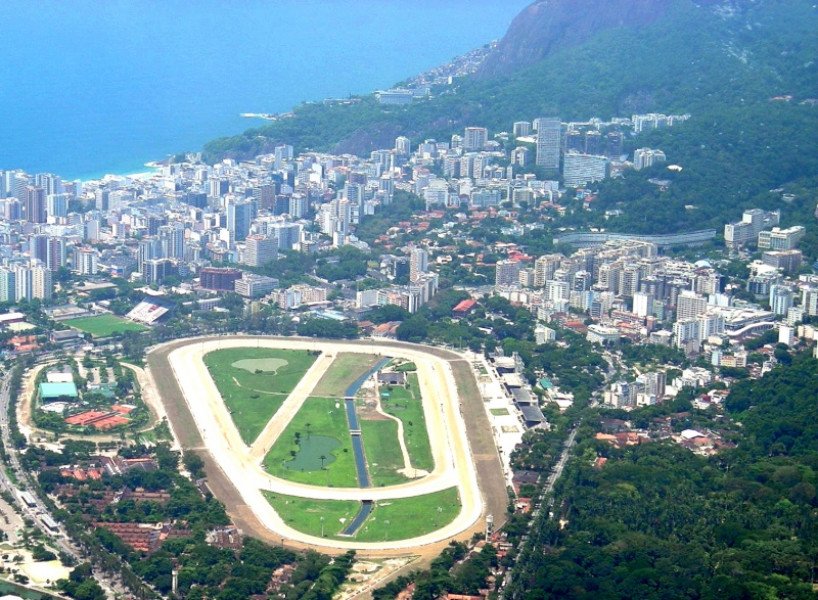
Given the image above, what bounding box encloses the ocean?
[0,0,528,181]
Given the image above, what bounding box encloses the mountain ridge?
[477,0,679,78]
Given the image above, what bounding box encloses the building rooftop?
[39,382,79,399]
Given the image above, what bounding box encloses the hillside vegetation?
[506,355,818,599]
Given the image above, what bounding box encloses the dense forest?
[505,354,818,599]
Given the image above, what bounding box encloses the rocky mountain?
[477,0,677,77]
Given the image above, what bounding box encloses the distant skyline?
[0,0,529,179]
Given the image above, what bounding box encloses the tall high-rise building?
[535,118,561,170]
[394,136,411,156]
[802,287,818,316]
[47,237,67,271]
[495,259,521,287]
[28,234,49,263]
[252,183,275,210]
[566,130,584,152]
[46,193,70,218]
[769,284,794,316]
[73,247,99,275]
[13,265,31,301]
[676,291,707,321]
[274,144,294,168]
[138,237,162,275]
[409,248,429,283]
[0,268,15,303]
[534,254,562,287]
[463,127,488,152]
[633,291,655,317]
[633,148,667,170]
[619,264,642,297]
[227,200,254,243]
[584,130,602,155]
[32,265,53,300]
[268,222,302,251]
[563,152,609,187]
[23,186,46,223]
[159,224,185,259]
[606,130,624,158]
[244,234,278,267]
[512,121,531,138]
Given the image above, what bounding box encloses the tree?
[396,315,429,343]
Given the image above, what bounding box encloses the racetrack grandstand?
[127,298,170,325]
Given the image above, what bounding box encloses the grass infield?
[263,397,358,487]
[380,373,433,472]
[204,347,317,445]
[263,487,460,541]
[311,353,382,397]
[359,417,408,486]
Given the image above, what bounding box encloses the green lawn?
[204,348,318,445]
[263,397,358,487]
[359,417,409,486]
[311,353,381,397]
[380,374,434,472]
[490,408,510,416]
[264,491,360,538]
[263,488,460,541]
[64,314,147,338]
[394,362,417,372]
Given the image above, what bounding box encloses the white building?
[633,147,667,170]
[563,152,608,187]
[535,118,561,170]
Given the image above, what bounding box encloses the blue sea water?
[0,0,528,180]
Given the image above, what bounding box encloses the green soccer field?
[203,347,318,445]
[64,314,148,338]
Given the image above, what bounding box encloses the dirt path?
[371,379,425,478]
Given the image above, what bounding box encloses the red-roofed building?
[453,299,477,316]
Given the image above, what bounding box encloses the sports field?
[264,488,460,541]
[203,348,317,445]
[64,314,147,338]
[311,353,382,397]
[263,397,358,487]
[380,373,433,472]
